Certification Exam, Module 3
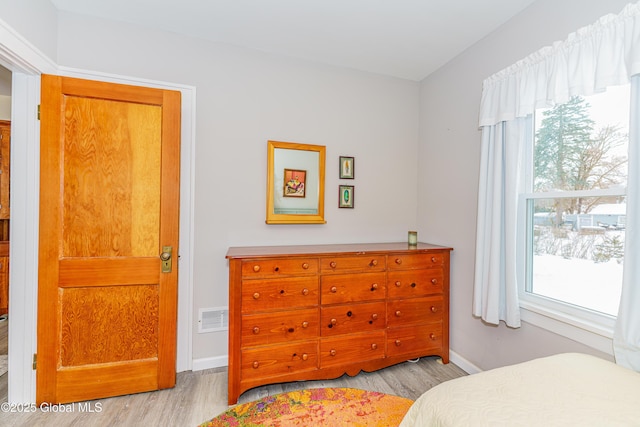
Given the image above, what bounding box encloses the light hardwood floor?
[0,318,467,427]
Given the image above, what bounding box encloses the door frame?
[0,21,195,404]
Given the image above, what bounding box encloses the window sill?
[520,301,614,355]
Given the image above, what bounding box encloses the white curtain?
[474,1,640,368]
[472,119,527,328]
[614,75,640,371]
[479,2,640,127]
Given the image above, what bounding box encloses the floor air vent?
[198,307,229,333]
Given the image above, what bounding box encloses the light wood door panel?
[36,74,181,404]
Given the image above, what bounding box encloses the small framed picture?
[339,185,354,208]
[283,168,306,198]
[339,156,354,179]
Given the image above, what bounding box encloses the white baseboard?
[192,355,229,372]
[449,350,482,374]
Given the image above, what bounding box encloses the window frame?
[517,100,629,353]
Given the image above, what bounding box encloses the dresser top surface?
[226,242,452,259]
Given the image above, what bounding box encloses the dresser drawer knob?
[302,321,309,328]
[395,340,402,346]
[346,311,352,317]
[370,283,379,291]
[253,265,261,272]
[431,278,438,285]
[430,333,437,340]
[252,361,260,369]
[371,343,378,350]
[371,313,378,320]
[330,349,337,356]
[302,353,309,361]
[369,259,378,267]
[411,282,417,288]
[252,327,260,334]
[395,310,402,317]
[302,288,309,296]
[330,261,337,268]
[330,286,337,293]
[330,318,337,325]
[253,292,260,300]
[395,281,401,287]
[302,262,309,269]
[430,306,438,313]
[431,257,437,263]
[395,258,402,265]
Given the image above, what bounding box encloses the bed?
[400,353,640,426]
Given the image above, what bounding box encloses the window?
[521,85,630,322]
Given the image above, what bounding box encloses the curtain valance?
[479,2,640,127]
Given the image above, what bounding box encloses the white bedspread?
[400,353,640,427]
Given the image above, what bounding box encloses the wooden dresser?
[226,242,452,404]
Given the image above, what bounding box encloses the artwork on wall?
[339,156,354,179]
[339,185,354,208]
[283,169,306,197]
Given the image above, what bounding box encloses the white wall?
[56,12,420,362]
[0,0,57,63]
[418,0,633,370]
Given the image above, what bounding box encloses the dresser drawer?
[387,296,444,327]
[387,323,443,357]
[388,253,446,270]
[320,331,385,368]
[241,276,319,313]
[242,308,319,347]
[241,340,318,378]
[387,269,444,298]
[320,255,385,273]
[242,258,318,278]
[320,301,386,336]
[321,273,386,304]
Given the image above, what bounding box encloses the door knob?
[160,246,173,273]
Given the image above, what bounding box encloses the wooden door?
[0,120,10,220]
[36,75,181,404]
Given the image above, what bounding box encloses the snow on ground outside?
[532,254,622,316]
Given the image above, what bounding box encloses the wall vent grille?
[198,307,229,333]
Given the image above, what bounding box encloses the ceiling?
[50,0,536,81]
